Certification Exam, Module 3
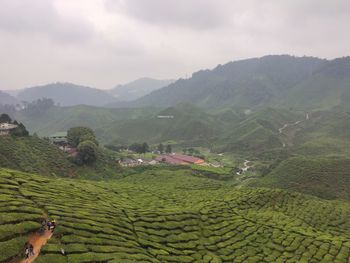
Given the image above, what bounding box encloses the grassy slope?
[0,136,121,179]
[2,168,350,262]
[251,157,350,200]
[250,110,350,200]
[0,136,75,177]
[14,105,160,137]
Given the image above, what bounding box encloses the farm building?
[49,132,68,145]
[0,123,18,136]
[156,154,205,165]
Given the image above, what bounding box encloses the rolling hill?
[132,55,350,111]
[108,78,174,102]
[17,83,117,106]
[0,90,18,105]
[2,167,350,262]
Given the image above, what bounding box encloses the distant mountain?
[0,90,18,105]
[133,55,350,110]
[108,78,174,102]
[17,82,117,106]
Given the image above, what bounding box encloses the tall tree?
[0,113,11,123]
[142,142,149,154]
[77,140,98,165]
[165,144,172,154]
[157,143,164,153]
[67,127,97,147]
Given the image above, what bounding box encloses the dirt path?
[236,160,252,175]
[21,230,53,263]
[279,112,310,147]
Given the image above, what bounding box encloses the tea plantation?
[1,168,350,262]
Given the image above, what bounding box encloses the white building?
[0,123,18,136]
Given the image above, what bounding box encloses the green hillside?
[13,104,302,157]
[16,82,117,107]
[133,55,350,111]
[0,136,121,179]
[0,136,75,177]
[251,157,350,200]
[2,167,350,262]
[14,105,160,137]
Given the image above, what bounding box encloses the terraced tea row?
[1,168,350,262]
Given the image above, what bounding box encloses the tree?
[11,122,29,137]
[157,143,164,153]
[67,127,97,147]
[165,144,172,154]
[142,142,149,154]
[129,142,149,154]
[0,113,11,123]
[77,140,97,164]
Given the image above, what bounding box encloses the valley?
[1,55,350,262]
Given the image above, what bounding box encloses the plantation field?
[250,157,350,201]
[1,168,350,262]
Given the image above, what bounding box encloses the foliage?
[0,113,11,123]
[157,143,164,153]
[250,156,350,201]
[76,140,98,165]
[11,122,29,137]
[67,126,97,147]
[134,55,350,111]
[22,98,55,117]
[129,142,149,154]
[165,144,172,153]
[2,168,350,262]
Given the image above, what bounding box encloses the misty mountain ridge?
[108,77,174,101]
[2,78,173,107]
[0,90,18,105]
[16,82,117,107]
[132,55,350,110]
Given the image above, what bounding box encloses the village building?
[156,154,205,165]
[157,115,174,119]
[48,132,68,146]
[0,123,18,136]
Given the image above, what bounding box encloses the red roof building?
[156,154,204,165]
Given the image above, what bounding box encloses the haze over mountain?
[108,78,174,101]
[0,90,18,105]
[132,55,350,110]
[16,82,117,106]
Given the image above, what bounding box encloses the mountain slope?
[0,136,75,176]
[133,55,350,110]
[108,78,174,102]
[17,82,117,106]
[0,90,18,105]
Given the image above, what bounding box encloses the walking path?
[278,112,310,147]
[21,229,53,263]
[236,160,252,175]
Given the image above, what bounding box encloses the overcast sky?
[1,0,349,90]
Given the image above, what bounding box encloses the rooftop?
[49,131,67,138]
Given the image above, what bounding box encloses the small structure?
[67,148,78,157]
[49,132,68,146]
[157,115,174,119]
[0,123,18,136]
[156,155,187,165]
[156,154,205,165]
[119,158,138,167]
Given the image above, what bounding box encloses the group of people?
[47,219,56,232]
[24,219,57,260]
[24,242,34,260]
[39,219,56,234]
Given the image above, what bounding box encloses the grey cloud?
[105,0,234,30]
[1,0,350,90]
[0,0,94,43]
